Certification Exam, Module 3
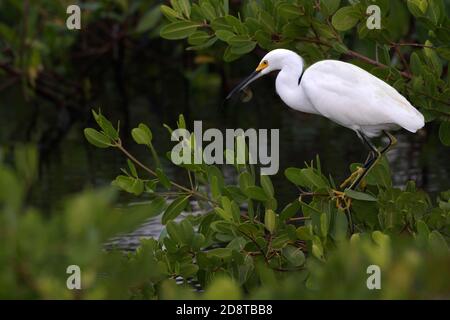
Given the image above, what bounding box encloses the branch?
[345,49,412,79]
[115,141,218,206]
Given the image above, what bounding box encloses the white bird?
[227,49,425,190]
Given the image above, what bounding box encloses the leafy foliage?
[80,112,449,299]
[1,111,449,298]
[158,0,450,144]
[1,0,450,300]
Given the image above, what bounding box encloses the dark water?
[1,52,449,246]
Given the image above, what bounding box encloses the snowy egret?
[227,49,425,190]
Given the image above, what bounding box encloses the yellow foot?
[340,166,365,189]
[331,190,352,210]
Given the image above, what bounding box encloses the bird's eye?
[262,60,268,65]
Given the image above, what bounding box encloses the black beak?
[226,70,261,100]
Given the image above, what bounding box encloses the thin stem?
[346,49,413,79]
[394,45,411,75]
[288,217,311,222]
[115,141,218,205]
[187,170,194,190]
[391,42,435,49]
[294,36,413,79]
[148,143,162,169]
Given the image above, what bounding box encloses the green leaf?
[204,277,241,299]
[285,167,328,190]
[111,175,144,195]
[188,31,211,45]
[156,168,171,189]
[139,123,153,141]
[332,212,348,241]
[280,200,301,221]
[332,6,360,31]
[321,0,341,16]
[127,159,138,178]
[147,196,167,217]
[136,7,161,33]
[215,29,235,41]
[223,45,241,62]
[210,175,221,200]
[282,23,306,39]
[179,263,199,277]
[436,47,450,61]
[162,195,190,224]
[227,35,251,46]
[160,21,200,40]
[260,175,274,198]
[426,0,442,25]
[264,209,277,234]
[178,0,191,18]
[92,110,118,140]
[168,219,194,245]
[428,230,448,253]
[214,207,232,221]
[424,40,442,76]
[277,3,302,20]
[312,237,325,261]
[131,127,151,146]
[238,171,254,191]
[439,122,450,146]
[407,0,428,16]
[258,10,275,34]
[220,196,234,219]
[231,200,241,222]
[320,212,329,237]
[332,41,348,54]
[244,186,269,201]
[160,5,181,21]
[221,0,229,15]
[187,36,218,50]
[344,189,378,201]
[211,16,234,32]
[207,248,233,258]
[285,167,307,186]
[84,128,112,148]
[410,52,423,76]
[200,1,217,21]
[296,226,313,240]
[225,15,246,34]
[415,219,430,242]
[230,41,256,55]
[282,246,305,267]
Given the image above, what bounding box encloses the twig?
[115,141,218,206]
[391,42,435,49]
[394,45,411,75]
[288,217,311,222]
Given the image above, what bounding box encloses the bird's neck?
[275,58,317,114]
[276,61,304,91]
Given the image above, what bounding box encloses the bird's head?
[226,49,301,99]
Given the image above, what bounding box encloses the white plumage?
[227,48,425,190]
[257,49,424,138]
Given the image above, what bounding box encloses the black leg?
[350,131,397,190]
[358,130,378,154]
[380,130,397,154]
[357,130,378,167]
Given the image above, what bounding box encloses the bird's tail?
[395,106,425,133]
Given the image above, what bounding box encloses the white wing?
[301,60,424,136]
